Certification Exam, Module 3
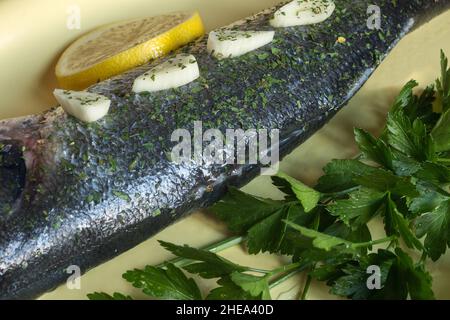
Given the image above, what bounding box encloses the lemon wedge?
[56,12,205,90]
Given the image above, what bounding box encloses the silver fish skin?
[1,0,450,299]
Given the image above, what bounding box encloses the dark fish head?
[0,114,57,221]
[0,116,39,219]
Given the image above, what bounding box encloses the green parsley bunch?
[89,51,450,300]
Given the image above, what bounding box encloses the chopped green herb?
[113,191,131,202]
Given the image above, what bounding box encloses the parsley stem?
[420,251,428,264]
[205,235,245,253]
[353,235,397,249]
[300,275,313,300]
[156,235,245,269]
[437,158,450,164]
[269,261,303,276]
[269,269,302,289]
[300,212,320,300]
[247,267,272,274]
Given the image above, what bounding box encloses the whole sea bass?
[1,0,449,299]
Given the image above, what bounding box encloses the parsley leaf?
[246,204,303,254]
[375,248,434,300]
[408,180,449,215]
[316,159,378,193]
[324,222,372,252]
[383,195,422,250]
[206,277,255,300]
[328,188,386,229]
[211,187,284,233]
[87,292,133,300]
[275,172,321,212]
[387,110,435,162]
[391,80,436,124]
[328,250,395,300]
[405,263,435,300]
[391,149,422,176]
[230,272,271,300]
[320,248,434,300]
[122,263,202,300]
[354,128,393,169]
[414,85,438,127]
[316,159,416,197]
[414,162,450,184]
[158,241,247,278]
[285,220,359,252]
[271,175,297,201]
[431,108,450,152]
[391,80,418,113]
[415,200,450,261]
[434,49,450,113]
[212,188,311,254]
[353,167,418,197]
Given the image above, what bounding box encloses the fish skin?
[1,0,449,299]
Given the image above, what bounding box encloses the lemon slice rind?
[56,12,204,90]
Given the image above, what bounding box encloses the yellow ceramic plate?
[1,0,450,300]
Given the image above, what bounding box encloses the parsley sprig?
[89,51,450,300]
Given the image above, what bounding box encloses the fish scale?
[1,0,450,299]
